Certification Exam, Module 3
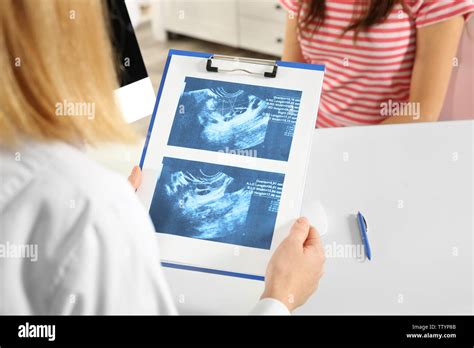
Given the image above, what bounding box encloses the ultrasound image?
[149,157,285,249]
[168,77,302,161]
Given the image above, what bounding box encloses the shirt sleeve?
[280,0,300,14]
[250,298,291,315]
[412,0,474,28]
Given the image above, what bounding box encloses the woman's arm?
[282,16,305,62]
[382,16,465,124]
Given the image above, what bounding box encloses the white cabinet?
[156,0,287,56]
[237,0,286,22]
[238,0,286,55]
[161,0,239,47]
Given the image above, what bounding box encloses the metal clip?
[206,55,278,78]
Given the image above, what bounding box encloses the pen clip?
[361,214,368,231]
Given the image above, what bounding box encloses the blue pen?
[357,211,372,261]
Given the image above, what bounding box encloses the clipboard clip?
[206,55,278,78]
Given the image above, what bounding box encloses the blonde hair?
[0,0,136,147]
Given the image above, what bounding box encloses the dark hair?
[299,0,411,39]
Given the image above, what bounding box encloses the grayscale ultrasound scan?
[149,157,285,249]
[168,77,302,161]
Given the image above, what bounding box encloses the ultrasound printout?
[149,157,285,249]
[168,77,302,161]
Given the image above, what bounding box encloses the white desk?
[162,120,473,314]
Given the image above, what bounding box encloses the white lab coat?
[0,141,288,315]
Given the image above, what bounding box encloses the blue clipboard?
[139,49,324,281]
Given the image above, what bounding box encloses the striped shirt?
[280,0,474,128]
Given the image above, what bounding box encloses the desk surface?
[163,120,473,314]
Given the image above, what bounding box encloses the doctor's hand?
[261,217,325,312]
[128,166,142,190]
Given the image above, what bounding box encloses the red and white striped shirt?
[280,0,474,128]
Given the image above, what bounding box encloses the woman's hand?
[128,166,142,190]
[261,217,326,312]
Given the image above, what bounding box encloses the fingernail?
[297,217,308,224]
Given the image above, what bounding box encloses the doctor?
[0,0,325,314]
